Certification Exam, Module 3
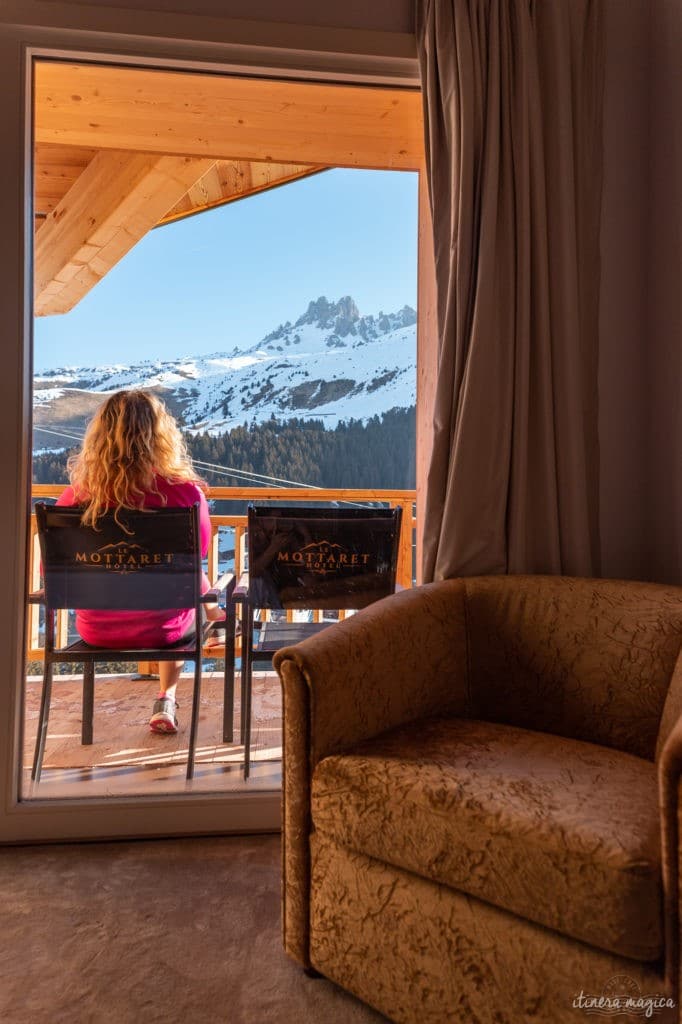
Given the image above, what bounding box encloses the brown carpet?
[0,834,388,1024]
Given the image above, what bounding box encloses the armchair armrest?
[274,578,469,967]
[658,668,682,1002]
[274,578,469,766]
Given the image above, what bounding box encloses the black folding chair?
[234,504,403,777]
[30,502,236,782]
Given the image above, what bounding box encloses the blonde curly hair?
[68,389,205,528]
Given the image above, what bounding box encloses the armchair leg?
[31,659,54,782]
[82,662,95,745]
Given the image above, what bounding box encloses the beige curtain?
[417,0,604,580]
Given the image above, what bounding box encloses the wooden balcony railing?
[27,485,417,663]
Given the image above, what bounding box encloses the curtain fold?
[417,0,603,581]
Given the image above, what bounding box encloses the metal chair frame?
[234,504,403,778]
[30,502,236,782]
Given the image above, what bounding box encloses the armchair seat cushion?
[311,718,662,962]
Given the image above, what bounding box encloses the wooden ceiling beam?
[159,160,326,225]
[35,63,423,171]
[34,150,216,316]
[34,142,98,218]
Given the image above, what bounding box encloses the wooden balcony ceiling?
[33,62,422,317]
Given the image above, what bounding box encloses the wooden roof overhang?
[33,62,423,317]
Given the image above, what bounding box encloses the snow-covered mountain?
[33,296,416,449]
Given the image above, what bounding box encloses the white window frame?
[0,3,430,843]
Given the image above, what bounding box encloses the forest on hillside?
[33,407,416,490]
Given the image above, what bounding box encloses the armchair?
[275,575,682,1024]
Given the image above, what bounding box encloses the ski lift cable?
[34,425,318,491]
[33,426,372,507]
[190,459,370,508]
[34,426,84,444]
[189,459,369,507]
[34,426,310,487]
[190,457,321,490]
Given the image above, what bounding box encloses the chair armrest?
[200,573,236,604]
[658,716,682,997]
[274,577,469,768]
[233,572,249,602]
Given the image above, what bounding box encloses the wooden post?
[208,523,220,585]
[397,500,414,589]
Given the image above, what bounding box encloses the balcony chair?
[31,502,236,782]
[275,574,682,1024]
[233,503,403,778]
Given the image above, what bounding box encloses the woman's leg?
[203,601,226,622]
[150,602,223,731]
[149,660,184,733]
[158,660,183,700]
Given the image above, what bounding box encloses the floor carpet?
[0,834,388,1024]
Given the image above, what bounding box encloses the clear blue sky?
[34,168,418,371]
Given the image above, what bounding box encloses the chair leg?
[31,658,54,782]
[222,604,236,744]
[243,606,253,780]
[239,605,249,746]
[82,661,95,745]
[187,653,203,780]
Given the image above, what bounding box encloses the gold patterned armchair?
[274,576,682,1024]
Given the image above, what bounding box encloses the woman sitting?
[56,388,223,734]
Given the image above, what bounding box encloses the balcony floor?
[22,668,282,798]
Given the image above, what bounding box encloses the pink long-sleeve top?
[56,477,211,648]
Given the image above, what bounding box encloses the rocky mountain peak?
[398,305,418,327]
[296,295,360,330]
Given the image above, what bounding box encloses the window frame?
[0,10,435,842]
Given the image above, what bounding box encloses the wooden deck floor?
[22,668,282,797]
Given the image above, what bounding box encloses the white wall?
[42,0,415,34]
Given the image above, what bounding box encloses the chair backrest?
[35,502,202,611]
[247,504,403,610]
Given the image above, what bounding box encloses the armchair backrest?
[246,504,403,611]
[463,575,682,761]
[36,502,202,611]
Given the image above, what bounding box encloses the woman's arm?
[197,487,224,613]
[197,487,211,559]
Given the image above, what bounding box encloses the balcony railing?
[28,485,417,663]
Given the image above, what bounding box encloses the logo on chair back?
[276,540,371,576]
[74,541,174,574]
